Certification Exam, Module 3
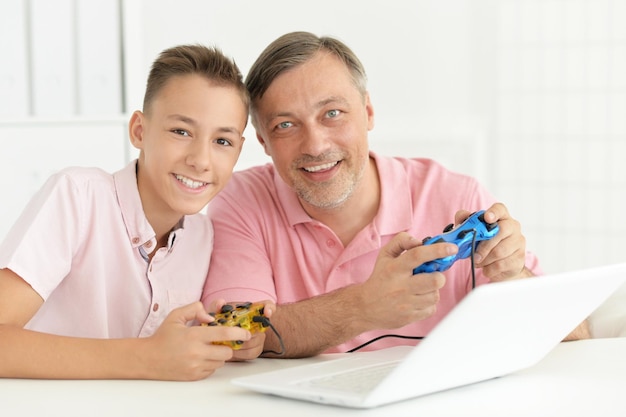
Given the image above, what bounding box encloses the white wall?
[123,0,493,176]
[1,0,624,274]
[490,0,626,273]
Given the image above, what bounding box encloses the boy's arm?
[0,268,249,380]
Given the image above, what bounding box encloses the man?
[203,31,586,358]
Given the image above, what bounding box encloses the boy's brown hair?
[143,44,249,115]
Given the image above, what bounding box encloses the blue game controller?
[413,210,499,274]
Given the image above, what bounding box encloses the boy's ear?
[128,111,145,150]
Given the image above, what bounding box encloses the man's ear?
[128,111,145,150]
[365,92,375,131]
[256,132,271,156]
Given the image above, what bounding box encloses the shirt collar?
[114,160,156,248]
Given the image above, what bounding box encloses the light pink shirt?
[0,161,212,338]
[203,152,541,353]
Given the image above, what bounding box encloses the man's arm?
[261,234,456,358]
[563,320,591,341]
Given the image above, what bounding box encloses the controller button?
[458,230,473,239]
[422,237,431,244]
[253,316,269,327]
[443,223,454,233]
[486,222,498,231]
[220,304,234,313]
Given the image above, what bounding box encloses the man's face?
[253,52,374,210]
[130,74,247,224]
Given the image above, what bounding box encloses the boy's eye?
[326,109,341,118]
[277,121,293,129]
[216,138,232,146]
[172,129,190,137]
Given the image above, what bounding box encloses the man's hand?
[230,332,267,361]
[455,203,533,281]
[359,233,456,330]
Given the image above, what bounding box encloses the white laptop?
[232,262,626,408]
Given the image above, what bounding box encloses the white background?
[1,0,624,273]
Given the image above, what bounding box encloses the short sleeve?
[0,171,84,299]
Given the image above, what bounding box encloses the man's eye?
[327,109,341,118]
[278,121,292,129]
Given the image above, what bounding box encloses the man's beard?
[291,153,366,209]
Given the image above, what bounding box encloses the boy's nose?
[186,140,212,171]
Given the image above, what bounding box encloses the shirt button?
[153,303,159,312]
[145,240,153,248]
[326,239,335,247]
[132,237,140,244]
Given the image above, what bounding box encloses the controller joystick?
[413,210,499,274]
[202,302,269,349]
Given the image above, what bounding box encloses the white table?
[1,337,625,417]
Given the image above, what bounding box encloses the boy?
[0,44,265,380]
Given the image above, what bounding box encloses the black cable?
[346,334,424,353]
[258,318,286,356]
[469,228,478,290]
[346,230,479,353]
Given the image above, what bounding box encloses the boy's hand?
[209,299,277,361]
[142,302,250,381]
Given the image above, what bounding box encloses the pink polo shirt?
[203,152,541,353]
[0,160,212,338]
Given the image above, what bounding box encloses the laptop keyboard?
[302,362,398,394]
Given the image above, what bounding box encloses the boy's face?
[129,74,247,225]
